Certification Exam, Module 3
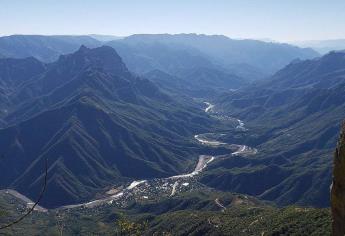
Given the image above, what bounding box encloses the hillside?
[199,51,345,207]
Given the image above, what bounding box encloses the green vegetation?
[115,216,148,236]
[0,210,6,218]
[147,206,331,236]
[0,190,331,235]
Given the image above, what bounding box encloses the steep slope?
[0,46,213,207]
[0,35,101,62]
[201,51,345,207]
[0,57,46,90]
[0,57,47,125]
[331,122,345,236]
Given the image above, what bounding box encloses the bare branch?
[0,158,48,230]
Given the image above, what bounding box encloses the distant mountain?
[0,35,101,62]
[0,34,319,82]
[201,51,345,207]
[106,38,218,75]
[293,39,345,54]
[0,46,213,207]
[88,34,123,42]
[112,34,319,76]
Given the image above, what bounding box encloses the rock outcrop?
[332,122,345,236]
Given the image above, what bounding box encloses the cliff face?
[332,122,345,236]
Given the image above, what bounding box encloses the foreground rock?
[332,122,345,236]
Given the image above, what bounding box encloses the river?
[3,102,257,210]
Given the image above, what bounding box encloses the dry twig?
[0,158,48,230]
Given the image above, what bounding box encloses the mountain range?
[0,34,319,81]
[121,34,317,72]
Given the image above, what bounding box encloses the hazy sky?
[1,0,344,42]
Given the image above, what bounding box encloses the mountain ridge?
[0,45,214,207]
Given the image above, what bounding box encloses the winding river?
[61,102,257,209]
[4,102,257,210]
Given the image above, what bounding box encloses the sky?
[0,0,344,42]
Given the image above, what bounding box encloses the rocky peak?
[57,45,131,78]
